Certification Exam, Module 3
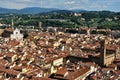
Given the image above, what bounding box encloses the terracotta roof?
[53,67,90,80]
[0,67,20,76]
[32,76,52,80]
[8,39,19,46]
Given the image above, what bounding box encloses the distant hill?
[71,9,87,12]
[0,7,87,14]
[48,10,73,14]
[0,7,18,14]
[19,7,59,14]
[0,7,59,14]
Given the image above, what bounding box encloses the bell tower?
[100,39,107,66]
[39,22,42,31]
[11,19,14,30]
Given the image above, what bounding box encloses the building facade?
[10,28,23,41]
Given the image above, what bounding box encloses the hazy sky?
[0,0,120,12]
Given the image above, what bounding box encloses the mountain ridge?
[0,7,86,14]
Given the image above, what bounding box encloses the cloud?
[0,0,28,9]
[20,0,31,1]
[65,1,75,5]
[0,0,44,9]
[80,0,89,4]
[88,0,109,11]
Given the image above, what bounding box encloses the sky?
[0,0,120,12]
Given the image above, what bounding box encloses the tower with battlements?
[100,40,107,66]
[39,22,42,31]
[11,19,14,30]
[100,39,115,66]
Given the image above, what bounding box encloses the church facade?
[10,28,23,41]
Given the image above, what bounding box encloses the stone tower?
[87,28,90,35]
[39,22,42,31]
[12,19,14,30]
[100,39,107,66]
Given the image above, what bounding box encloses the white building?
[10,28,23,41]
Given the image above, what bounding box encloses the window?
[16,32,18,34]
